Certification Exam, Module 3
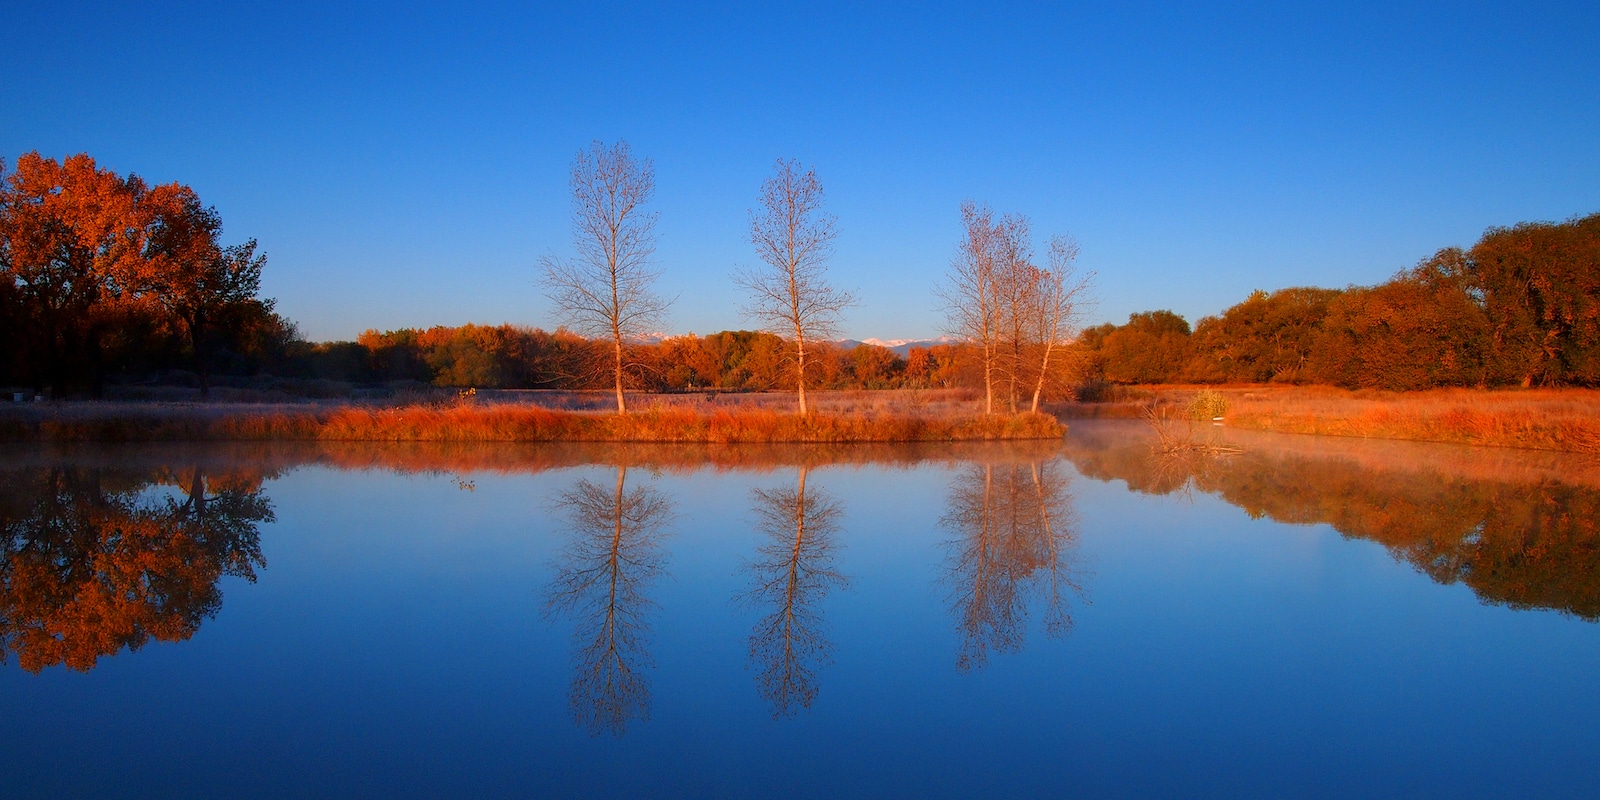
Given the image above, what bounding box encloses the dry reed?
[0,402,1065,444]
[1220,386,1600,454]
[1063,385,1600,454]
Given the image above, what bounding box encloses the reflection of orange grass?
[2,404,1065,444]
[3,439,1072,482]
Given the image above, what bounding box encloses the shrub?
[1187,389,1228,419]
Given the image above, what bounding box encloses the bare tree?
[993,214,1034,413]
[940,459,1083,672]
[739,465,848,717]
[1025,235,1095,412]
[938,201,1004,414]
[734,159,854,415]
[942,205,1095,415]
[541,140,669,413]
[544,465,674,735]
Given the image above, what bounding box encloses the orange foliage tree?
[0,466,270,672]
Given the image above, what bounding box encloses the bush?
[1187,389,1228,419]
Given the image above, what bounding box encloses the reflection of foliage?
[1065,429,1600,620]
[0,466,271,673]
[545,466,673,735]
[941,461,1083,671]
[739,466,848,717]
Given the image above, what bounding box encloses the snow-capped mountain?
[838,336,960,357]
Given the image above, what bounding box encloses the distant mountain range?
[838,336,960,357]
[640,332,960,357]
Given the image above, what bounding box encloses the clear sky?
[4,1,1596,342]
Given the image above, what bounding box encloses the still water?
[2,422,1598,798]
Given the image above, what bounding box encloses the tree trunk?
[795,332,808,416]
[190,315,211,398]
[1030,340,1054,413]
[982,341,994,415]
[613,337,627,414]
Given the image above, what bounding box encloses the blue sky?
[4,1,1596,341]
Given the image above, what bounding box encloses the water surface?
[2,424,1597,798]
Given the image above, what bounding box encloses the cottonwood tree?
[1023,235,1094,412]
[939,202,1008,414]
[143,185,266,396]
[734,159,854,415]
[992,214,1034,412]
[941,204,1093,413]
[0,153,146,395]
[541,140,669,413]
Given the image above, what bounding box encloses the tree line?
[6,146,1594,400]
[1080,212,1600,390]
[292,324,966,392]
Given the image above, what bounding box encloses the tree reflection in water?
[739,465,849,717]
[0,465,271,673]
[545,465,673,735]
[1064,423,1600,620]
[942,459,1083,672]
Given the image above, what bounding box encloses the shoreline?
[0,402,1066,444]
[1055,385,1600,454]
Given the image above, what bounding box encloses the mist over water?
[2,426,1597,798]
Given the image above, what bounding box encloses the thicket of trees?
[1080,212,1600,390]
[940,203,1093,413]
[288,324,963,392]
[0,153,293,395]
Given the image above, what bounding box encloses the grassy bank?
[1058,385,1600,453]
[0,402,1065,444]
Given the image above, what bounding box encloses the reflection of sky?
[4,451,1599,798]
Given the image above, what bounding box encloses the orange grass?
[0,403,1064,444]
[1203,385,1600,453]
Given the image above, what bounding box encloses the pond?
[2,422,1598,798]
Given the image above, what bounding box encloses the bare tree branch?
[734,159,854,415]
[540,140,670,413]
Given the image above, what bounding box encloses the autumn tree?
[940,202,1005,413]
[1022,235,1094,411]
[991,214,1035,412]
[142,184,267,396]
[1308,256,1490,390]
[1096,310,1192,384]
[1184,287,1341,384]
[734,159,854,415]
[1466,213,1600,386]
[0,153,147,395]
[541,140,670,413]
[0,151,282,395]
